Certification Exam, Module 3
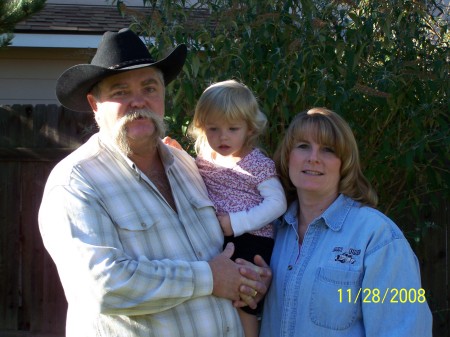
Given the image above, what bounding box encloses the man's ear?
[87,93,98,112]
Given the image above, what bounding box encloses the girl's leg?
[238,308,259,337]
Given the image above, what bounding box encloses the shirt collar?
[280,194,355,232]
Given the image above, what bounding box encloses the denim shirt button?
[288,265,293,270]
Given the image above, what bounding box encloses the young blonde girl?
[190,79,287,337]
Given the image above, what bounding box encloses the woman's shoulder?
[348,201,407,242]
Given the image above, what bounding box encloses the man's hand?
[208,243,243,301]
[208,243,272,309]
[234,254,272,309]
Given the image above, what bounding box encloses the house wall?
[0,47,95,106]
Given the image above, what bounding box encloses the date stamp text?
[338,288,426,304]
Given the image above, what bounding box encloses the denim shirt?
[260,194,432,337]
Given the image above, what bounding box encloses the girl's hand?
[163,136,183,150]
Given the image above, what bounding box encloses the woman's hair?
[189,79,267,155]
[274,107,378,207]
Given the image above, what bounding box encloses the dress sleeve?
[229,177,287,237]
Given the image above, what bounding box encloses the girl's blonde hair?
[189,80,267,155]
[274,107,378,207]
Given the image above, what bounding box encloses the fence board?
[19,162,67,333]
[0,104,94,336]
[0,163,20,330]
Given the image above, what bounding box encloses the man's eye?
[111,90,126,97]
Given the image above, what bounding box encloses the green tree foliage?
[0,0,46,47]
[115,0,449,235]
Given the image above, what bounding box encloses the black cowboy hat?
[56,28,187,112]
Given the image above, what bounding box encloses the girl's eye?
[230,127,240,131]
[323,146,335,153]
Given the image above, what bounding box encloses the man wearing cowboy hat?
[39,28,270,337]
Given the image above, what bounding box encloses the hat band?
[108,58,155,69]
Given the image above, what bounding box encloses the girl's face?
[288,134,342,199]
[204,117,252,159]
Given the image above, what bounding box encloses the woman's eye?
[323,146,335,153]
[296,143,308,149]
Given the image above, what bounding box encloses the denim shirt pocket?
[309,267,362,330]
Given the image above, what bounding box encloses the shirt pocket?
[113,212,159,258]
[309,267,362,330]
[188,195,215,210]
[179,195,224,258]
[115,213,158,231]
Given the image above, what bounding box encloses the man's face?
[87,67,166,153]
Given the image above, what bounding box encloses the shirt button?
[288,265,293,270]
[198,251,203,258]
[141,222,147,228]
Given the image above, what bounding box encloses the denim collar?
[280,194,355,232]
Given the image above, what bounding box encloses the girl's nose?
[219,130,228,140]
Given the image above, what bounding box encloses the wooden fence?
[0,105,448,336]
[0,105,95,336]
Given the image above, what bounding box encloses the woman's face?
[288,134,342,199]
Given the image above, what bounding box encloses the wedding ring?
[252,290,258,297]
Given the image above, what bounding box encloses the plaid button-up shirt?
[39,133,243,337]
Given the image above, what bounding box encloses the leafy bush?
[114,0,449,236]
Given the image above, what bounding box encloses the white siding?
[0,47,95,106]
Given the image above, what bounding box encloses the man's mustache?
[120,109,163,126]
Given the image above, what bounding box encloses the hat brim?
[56,44,187,112]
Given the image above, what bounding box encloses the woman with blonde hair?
[260,107,432,337]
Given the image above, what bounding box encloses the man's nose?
[129,93,146,109]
